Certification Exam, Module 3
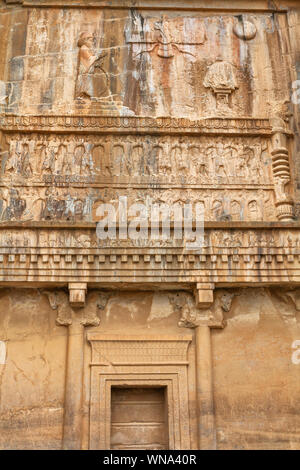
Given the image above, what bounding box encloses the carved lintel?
[194,283,215,309]
[68,282,87,308]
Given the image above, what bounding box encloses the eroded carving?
[204,60,238,112]
[75,32,111,102]
[233,19,257,40]
[3,134,271,185]
[126,14,205,58]
[44,290,72,326]
[169,290,235,328]
[44,289,110,326]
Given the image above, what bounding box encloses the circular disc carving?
[233,21,256,40]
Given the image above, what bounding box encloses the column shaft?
[195,325,216,450]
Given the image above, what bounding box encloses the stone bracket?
[68,282,87,308]
[194,283,215,309]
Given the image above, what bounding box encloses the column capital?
[44,289,110,327]
[177,288,234,329]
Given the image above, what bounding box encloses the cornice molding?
[3,0,291,13]
[0,226,300,285]
[0,115,277,136]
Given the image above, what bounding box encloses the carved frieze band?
[0,228,300,283]
[0,116,274,135]
[88,335,192,365]
[1,134,272,186]
[0,114,294,221]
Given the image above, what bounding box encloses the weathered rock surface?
[0,0,300,450]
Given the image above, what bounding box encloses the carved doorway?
[88,334,193,449]
[110,387,169,450]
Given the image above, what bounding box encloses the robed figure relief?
[75,32,112,101]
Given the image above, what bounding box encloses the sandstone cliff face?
[0,288,299,449]
[0,0,300,450]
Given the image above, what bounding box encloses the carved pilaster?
[44,288,109,449]
[270,119,294,221]
[176,288,235,450]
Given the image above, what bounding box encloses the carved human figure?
[75,32,111,101]
[224,144,238,178]
[1,189,26,220]
[42,139,66,175]
[249,144,263,180]
[209,142,227,178]
[5,140,20,174]
[74,199,84,221]
[237,145,262,181]
[248,200,259,220]
[147,144,160,175]
[112,144,126,176]
[80,145,93,176]
[234,144,246,178]
[131,145,144,176]
[42,188,66,220]
[57,144,70,175]
[172,145,188,173]
[153,18,175,58]
[19,143,33,177]
[74,144,85,175]
[92,140,112,176]
[274,177,290,202]
[211,199,224,220]
[155,145,168,175]
[188,146,208,179]
[231,200,241,221]
[41,142,55,174]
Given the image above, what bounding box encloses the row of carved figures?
[0,188,274,221]
[2,138,270,181]
[0,229,298,248]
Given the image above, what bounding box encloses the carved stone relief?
[203,60,238,113]
[44,289,110,326]
[233,18,257,40]
[126,14,206,59]
[169,290,235,328]
[0,227,299,249]
[2,134,272,184]
[3,10,284,118]
[75,32,112,103]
